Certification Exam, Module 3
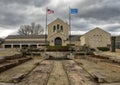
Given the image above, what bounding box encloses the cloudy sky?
[0,0,120,38]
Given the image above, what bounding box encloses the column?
[111,36,116,52]
[20,44,22,49]
[11,44,13,48]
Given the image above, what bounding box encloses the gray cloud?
[0,0,50,7]
[0,0,120,38]
[0,12,26,27]
[77,0,120,21]
[105,25,120,32]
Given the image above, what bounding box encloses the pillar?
[20,44,22,49]
[111,36,116,52]
[37,44,39,48]
[11,44,13,48]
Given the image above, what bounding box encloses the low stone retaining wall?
[4,54,22,60]
[0,57,32,73]
[0,62,18,73]
[0,58,5,64]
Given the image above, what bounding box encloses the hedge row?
[46,46,70,51]
[97,47,110,51]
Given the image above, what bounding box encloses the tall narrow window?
[53,26,56,32]
[57,24,60,32]
[61,26,63,32]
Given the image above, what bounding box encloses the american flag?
[47,9,54,14]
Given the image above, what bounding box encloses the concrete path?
[47,60,69,85]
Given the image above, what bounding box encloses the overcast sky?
[0,0,120,38]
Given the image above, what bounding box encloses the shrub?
[67,44,75,46]
[90,48,96,51]
[97,47,110,51]
[46,46,70,51]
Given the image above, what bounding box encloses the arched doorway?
[55,37,62,45]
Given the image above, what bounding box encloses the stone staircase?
[45,52,69,58]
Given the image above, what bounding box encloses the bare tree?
[18,22,44,35]
[0,38,4,44]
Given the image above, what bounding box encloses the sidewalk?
[102,49,120,59]
[94,49,120,60]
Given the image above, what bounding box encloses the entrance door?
[55,37,62,45]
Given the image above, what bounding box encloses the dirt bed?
[17,60,54,85]
[63,60,98,85]
[0,59,43,83]
[75,58,120,83]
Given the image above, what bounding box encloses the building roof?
[83,27,111,36]
[48,18,68,26]
[5,35,81,41]
[69,35,81,41]
[4,41,46,44]
[6,35,47,39]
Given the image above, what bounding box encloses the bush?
[67,44,75,46]
[46,46,70,51]
[90,48,96,51]
[97,47,110,51]
[28,48,40,52]
[20,48,28,56]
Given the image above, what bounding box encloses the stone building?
[2,18,111,49]
[80,27,111,48]
[116,35,120,49]
[47,18,69,46]
[70,35,81,46]
[3,35,46,48]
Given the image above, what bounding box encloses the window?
[57,24,60,32]
[53,26,56,32]
[57,24,59,30]
[61,26,63,32]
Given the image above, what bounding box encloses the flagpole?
[69,7,71,53]
[45,7,48,46]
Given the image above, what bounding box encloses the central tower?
[47,18,69,46]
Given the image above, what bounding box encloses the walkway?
[47,60,69,85]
